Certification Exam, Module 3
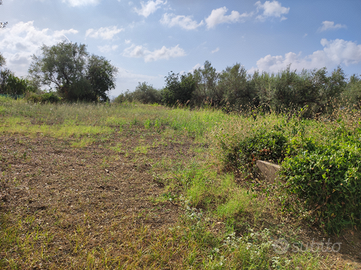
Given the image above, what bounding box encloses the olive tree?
[162,72,196,106]
[29,41,118,102]
[0,52,5,67]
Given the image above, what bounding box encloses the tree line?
[0,41,118,102]
[1,39,361,116]
[115,60,361,117]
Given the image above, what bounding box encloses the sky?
[1,0,361,98]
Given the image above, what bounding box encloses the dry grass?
[0,98,360,269]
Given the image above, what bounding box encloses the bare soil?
[1,124,361,269]
[0,126,197,268]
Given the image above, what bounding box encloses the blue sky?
[1,0,361,97]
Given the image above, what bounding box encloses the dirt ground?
[1,124,361,269]
[0,125,198,268]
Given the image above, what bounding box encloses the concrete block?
[256,160,281,182]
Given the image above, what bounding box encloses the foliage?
[0,99,354,268]
[342,75,361,108]
[113,82,162,104]
[0,73,36,96]
[192,61,220,106]
[112,90,133,103]
[0,52,5,67]
[280,124,361,233]
[215,110,361,233]
[163,72,196,106]
[217,63,256,111]
[28,41,117,102]
[162,61,350,117]
[86,54,118,101]
[131,82,162,104]
[26,92,62,103]
[0,54,37,96]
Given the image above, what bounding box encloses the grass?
[0,97,360,269]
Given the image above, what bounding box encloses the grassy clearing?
[0,98,360,269]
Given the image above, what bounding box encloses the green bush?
[26,92,61,103]
[163,72,196,106]
[280,123,361,233]
[281,143,361,233]
[113,83,162,105]
[221,126,290,174]
[41,92,62,103]
[218,115,361,233]
[26,93,42,103]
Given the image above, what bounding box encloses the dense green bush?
[281,143,361,233]
[279,122,361,233]
[0,72,37,96]
[162,72,196,106]
[218,115,361,233]
[132,82,162,104]
[113,82,162,104]
[26,92,61,103]
[161,61,350,117]
[221,127,289,174]
[341,75,361,108]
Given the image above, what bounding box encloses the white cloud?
[211,47,220,54]
[98,45,118,53]
[0,21,78,76]
[318,21,347,32]
[189,63,203,73]
[62,0,100,7]
[134,0,166,18]
[253,39,361,73]
[125,39,131,44]
[117,67,158,81]
[85,26,124,40]
[160,13,204,30]
[205,7,253,29]
[255,1,290,21]
[123,44,186,62]
[111,67,162,95]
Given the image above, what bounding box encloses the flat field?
[0,98,360,269]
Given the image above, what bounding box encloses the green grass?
[1,98,358,269]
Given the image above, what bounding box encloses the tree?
[192,61,219,105]
[29,41,118,102]
[0,52,5,67]
[86,55,118,101]
[0,53,37,96]
[218,63,255,110]
[131,82,162,104]
[0,0,8,28]
[162,72,196,106]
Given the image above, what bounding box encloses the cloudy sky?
[1,0,361,97]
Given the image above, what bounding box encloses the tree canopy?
[29,41,118,102]
[0,52,5,67]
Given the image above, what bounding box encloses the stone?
[256,160,281,182]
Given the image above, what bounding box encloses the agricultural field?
[0,96,361,269]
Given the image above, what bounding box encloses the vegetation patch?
[1,100,360,269]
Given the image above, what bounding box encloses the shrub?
[132,82,162,104]
[217,115,361,233]
[26,92,61,103]
[281,142,361,234]
[163,72,196,106]
[280,122,361,234]
[220,125,290,174]
[26,93,42,103]
[40,92,62,103]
